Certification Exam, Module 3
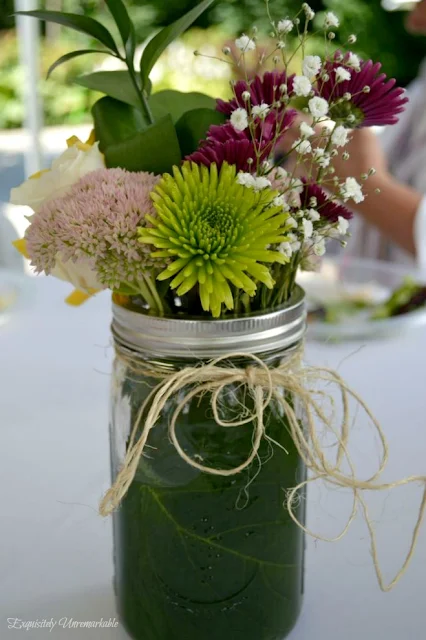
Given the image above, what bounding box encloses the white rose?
[51,254,104,295]
[13,239,104,303]
[10,137,104,213]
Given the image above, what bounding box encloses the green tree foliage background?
[0,0,424,129]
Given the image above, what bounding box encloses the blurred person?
[338,0,426,267]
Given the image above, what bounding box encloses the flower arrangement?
[12,0,408,317]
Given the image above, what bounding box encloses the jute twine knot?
[100,347,426,592]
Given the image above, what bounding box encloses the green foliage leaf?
[175,108,226,157]
[149,90,216,123]
[15,10,119,54]
[75,71,141,106]
[104,0,136,60]
[139,0,215,89]
[46,49,112,80]
[104,115,182,173]
[92,96,145,151]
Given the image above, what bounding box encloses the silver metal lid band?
[111,286,306,358]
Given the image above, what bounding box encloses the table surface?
[1,277,425,639]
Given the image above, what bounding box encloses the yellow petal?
[66,135,92,152]
[85,129,96,146]
[65,288,98,306]
[13,238,29,259]
[29,168,50,180]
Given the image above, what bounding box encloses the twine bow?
[100,348,426,592]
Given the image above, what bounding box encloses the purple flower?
[318,52,408,127]
[186,123,259,172]
[217,70,295,115]
[187,108,296,171]
[301,181,353,223]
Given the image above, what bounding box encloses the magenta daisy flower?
[301,181,353,223]
[187,108,296,171]
[216,70,295,115]
[186,123,262,172]
[318,52,408,127]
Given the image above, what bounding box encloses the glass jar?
[109,288,306,640]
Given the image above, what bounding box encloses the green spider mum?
[138,162,291,317]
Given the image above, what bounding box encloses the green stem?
[135,277,158,312]
[126,62,155,126]
[144,274,164,316]
[317,122,336,183]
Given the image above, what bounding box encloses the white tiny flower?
[293,75,312,97]
[277,42,286,50]
[347,52,361,71]
[302,55,322,78]
[230,107,249,131]
[235,34,256,52]
[279,83,288,94]
[300,121,315,138]
[251,103,270,119]
[313,147,330,168]
[331,125,350,147]
[337,216,349,235]
[348,34,357,44]
[295,139,312,155]
[261,160,272,171]
[308,208,321,222]
[236,172,256,188]
[277,19,293,34]
[242,90,251,101]
[302,3,315,20]
[308,96,329,118]
[313,238,326,256]
[343,92,352,101]
[222,46,231,55]
[279,242,293,258]
[302,218,314,239]
[287,216,298,229]
[275,167,288,180]
[273,195,287,208]
[324,11,340,28]
[335,67,351,83]
[253,176,272,191]
[290,178,304,194]
[291,239,302,252]
[341,177,364,204]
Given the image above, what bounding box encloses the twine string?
[100,348,426,592]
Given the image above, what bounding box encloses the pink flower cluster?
[26,168,160,289]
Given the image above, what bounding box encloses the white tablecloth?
[1,277,425,639]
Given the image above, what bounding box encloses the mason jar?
[109,288,306,640]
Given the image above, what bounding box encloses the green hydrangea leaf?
[175,108,226,157]
[105,115,182,173]
[92,96,145,151]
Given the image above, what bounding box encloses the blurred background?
[1,0,425,268]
